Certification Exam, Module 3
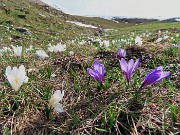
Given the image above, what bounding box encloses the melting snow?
[175,18,180,22]
[66,21,98,28]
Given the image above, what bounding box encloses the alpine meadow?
[0,0,179,134]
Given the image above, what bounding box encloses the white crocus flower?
[5,65,28,91]
[103,40,110,48]
[48,43,54,52]
[135,36,142,46]
[99,41,103,47]
[12,45,22,57]
[36,50,49,59]
[48,46,54,52]
[163,35,169,40]
[49,90,64,112]
[53,43,66,53]
[155,37,162,43]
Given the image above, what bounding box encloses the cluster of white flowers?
[0,45,22,57]
[5,65,64,112]
[5,64,65,113]
[2,42,68,113]
[0,41,67,58]
[48,43,66,53]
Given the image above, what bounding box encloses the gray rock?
[94,28,105,36]
[15,27,30,35]
[17,14,26,19]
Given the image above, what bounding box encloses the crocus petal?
[100,64,105,76]
[5,66,12,75]
[127,59,134,74]
[141,70,161,87]
[11,79,21,91]
[101,65,105,76]
[143,69,160,82]
[145,67,159,77]
[19,65,25,73]
[92,60,99,70]
[87,68,99,82]
[53,90,64,102]
[119,58,128,72]
[54,103,64,112]
[132,58,140,72]
[141,67,170,88]
[18,65,26,81]
[97,74,103,83]
[12,67,18,76]
[155,71,170,83]
[122,51,126,58]
[160,71,170,79]
[157,66,163,70]
[93,60,102,73]
[95,63,105,76]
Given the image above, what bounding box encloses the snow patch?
[66,21,98,29]
[175,18,180,22]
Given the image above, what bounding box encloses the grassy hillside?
[0,0,179,135]
[0,0,132,48]
[73,15,133,28]
[0,0,96,48]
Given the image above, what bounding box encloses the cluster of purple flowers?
[87,48,170,88]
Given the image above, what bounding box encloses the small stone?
[15,27,30,35]
[17,14,26,19]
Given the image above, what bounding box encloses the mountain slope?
[0,0,133,48]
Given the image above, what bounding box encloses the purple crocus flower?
[118,48,126,59]
[141,66,170,88]
[119,58,140,84]
[87,60,105,83]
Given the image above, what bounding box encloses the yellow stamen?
[15,77,19,84]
